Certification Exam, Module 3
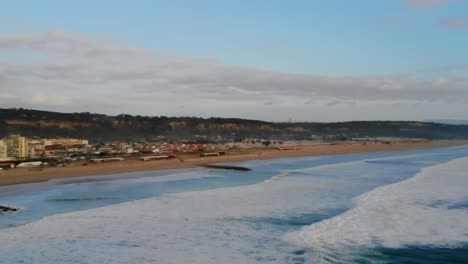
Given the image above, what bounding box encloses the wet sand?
[0,140,466,187]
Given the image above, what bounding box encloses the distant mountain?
[427,120,468,125]
[1,108,468,142]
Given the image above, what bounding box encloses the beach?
[0,140,466,187]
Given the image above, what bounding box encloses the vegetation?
[1,108,468,142]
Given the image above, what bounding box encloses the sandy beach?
[0,140,466,187]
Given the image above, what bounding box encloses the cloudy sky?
[0,0,467,122]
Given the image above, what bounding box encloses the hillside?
[1,108,468,142]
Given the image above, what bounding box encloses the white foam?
[2,153,467,263]
[285,157,468,250]
[0,168,348,264]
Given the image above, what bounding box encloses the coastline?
[0,140,466,187]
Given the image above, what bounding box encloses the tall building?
[0,140,7,159]
[5,135,29,160]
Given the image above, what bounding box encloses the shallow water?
[0,146,467,263]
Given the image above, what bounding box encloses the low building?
[200,152,225,157]
[44,138,89,147]
[0,162,15,170]
[141,154,179,161]
[28,140,45,158]
[16,161,42,168]
[90,157,124,163]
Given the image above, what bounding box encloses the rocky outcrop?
[0,205,18,214]
[201,164,252,171]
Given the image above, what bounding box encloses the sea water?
[0,146,467,263]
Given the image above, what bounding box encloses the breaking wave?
[284,157,468,251]
[2,147,468,263]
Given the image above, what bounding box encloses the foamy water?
[285,157,468,250]
[0,146,467,263]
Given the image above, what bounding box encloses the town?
[0,134,230,170]
[0,134,428,171]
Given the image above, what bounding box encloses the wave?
[262,172,289,183]
[284,157,468,251]
[0,161,352,263]
[2,149,467,263]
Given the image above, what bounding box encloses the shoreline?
[0,140,467,187]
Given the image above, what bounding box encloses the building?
[43,138,89,147]
[5,135,29,160]
[0,140,7,159]
[16,161,42,168]
[28,139,46,158]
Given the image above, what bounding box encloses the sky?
[0,0,467,122]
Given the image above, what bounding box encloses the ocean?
[0,145,467,263]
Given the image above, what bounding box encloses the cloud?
[31,95,72,106]
[31,95,48,105]
[439,19,468,30]
[0,29,467,121]
[403,0,452,8]
[54,96,72,106]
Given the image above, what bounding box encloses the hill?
[426,120,468,125]
[1,108,468,142]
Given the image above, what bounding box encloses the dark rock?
[0,205,19,214]
[201,164,252,171]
